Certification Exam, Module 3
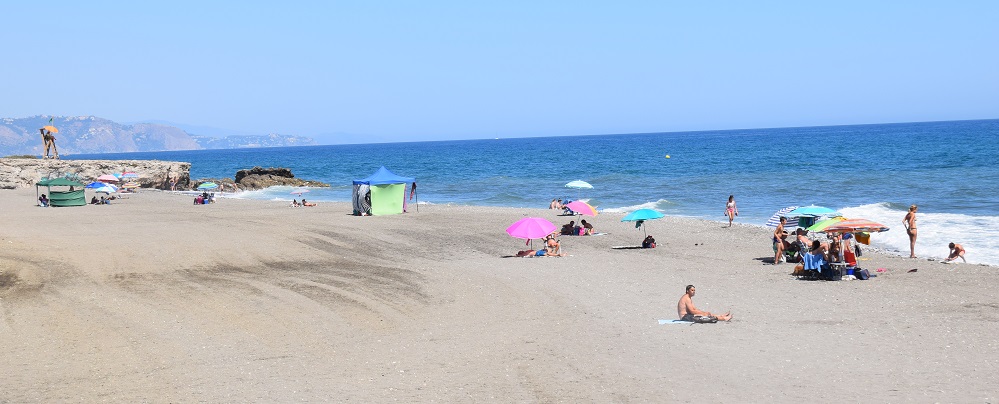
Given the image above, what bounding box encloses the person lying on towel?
[515,249,565,258]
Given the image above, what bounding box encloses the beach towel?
[659,319,694,325]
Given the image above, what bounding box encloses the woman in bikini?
[903,204,917,258]
[725,195,738,227]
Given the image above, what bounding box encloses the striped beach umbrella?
[765,206,798,228]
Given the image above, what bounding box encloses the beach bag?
[643,236,657,248]
[693,316,717,323]
[856,268,871,280]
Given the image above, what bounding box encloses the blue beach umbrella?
[787,205,840,217]
[622,208,665,237]
[86,182,117,194]
[565,180,593,190]
[564,180,593,201]
[786,205,841,230]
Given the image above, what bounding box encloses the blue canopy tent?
[351,167,415,216]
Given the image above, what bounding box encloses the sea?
[67,119,999,266]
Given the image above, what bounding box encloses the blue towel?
[802,252,826,272]
[659,319,694,325]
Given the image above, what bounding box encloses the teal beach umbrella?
[621,209,665,237]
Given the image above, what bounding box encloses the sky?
[3,1,997,144]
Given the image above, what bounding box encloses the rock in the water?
[234,167,294,183]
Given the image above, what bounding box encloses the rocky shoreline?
[0,158,328,191]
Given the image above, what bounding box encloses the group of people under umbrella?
[507,180,668,256]
[768,205,890,280]
[506,194,897,270]
[85,172,140,204]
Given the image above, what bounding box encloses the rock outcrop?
[231,166,329,190]
[0,158,191,190]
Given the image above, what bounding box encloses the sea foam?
[840,203,998,265]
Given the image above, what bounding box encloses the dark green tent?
[36,178,86,207]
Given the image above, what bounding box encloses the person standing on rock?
[39,128,59,159]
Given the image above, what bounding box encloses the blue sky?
[3,1,997,143]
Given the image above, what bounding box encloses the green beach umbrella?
[807,216,847,233]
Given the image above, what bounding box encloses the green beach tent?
[36,177,86,207]
[351,167,415,216]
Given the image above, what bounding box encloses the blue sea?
[69,119,999,265]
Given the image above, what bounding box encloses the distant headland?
[0,115,315,156]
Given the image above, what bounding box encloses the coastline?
[2,188,997,402]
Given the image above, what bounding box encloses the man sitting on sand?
[677,285,732,322]
[945,242,966,263]
[561,221,576,236]
[515,249,565,258]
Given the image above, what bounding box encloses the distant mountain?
[192,133,316,149]
[128,119,263,138]
[0,115,316,156]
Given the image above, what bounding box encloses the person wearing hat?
[795,228,812,250]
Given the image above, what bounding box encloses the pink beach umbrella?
[96,174,119,183]
[565,200,598,217]
[506,217,557,249]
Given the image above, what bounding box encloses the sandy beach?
[2,188,997,402]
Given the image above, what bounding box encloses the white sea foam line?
[602,199,669,213]
[840,203,999,265]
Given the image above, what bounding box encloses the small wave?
[839,204,999,265]
[603,199,672,213]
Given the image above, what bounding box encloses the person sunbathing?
[796,228,812,248]
[544,233,562,254]
[827,235,842,262]
[515,249,565,257]
[302,199,317,207]
[677,285,732,322]
[809,239,828,256]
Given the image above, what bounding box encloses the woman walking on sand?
[903,204,918,258]
[725,195,739,227]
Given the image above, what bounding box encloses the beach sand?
[2,189,997,402]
